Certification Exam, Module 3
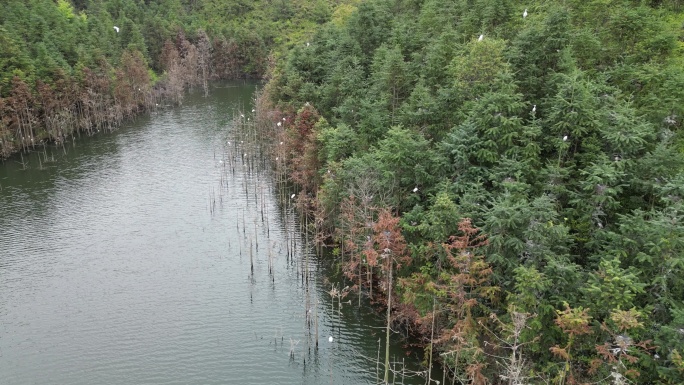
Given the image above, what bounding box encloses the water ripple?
[0,84,424,385]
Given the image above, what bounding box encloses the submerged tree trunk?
[383,257,392,384]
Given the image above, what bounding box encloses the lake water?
[0,83,426,384]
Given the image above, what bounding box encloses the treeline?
[0,0,351,158]
[266,0,684,383]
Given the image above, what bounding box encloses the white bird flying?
[113,26,120,33]
[277,122,282,127]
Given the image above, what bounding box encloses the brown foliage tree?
[287,103,322,193]
[400,218,497,384]
[9,76,37,150]
[212,38,242,79]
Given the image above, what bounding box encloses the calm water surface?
[0,83,426,384]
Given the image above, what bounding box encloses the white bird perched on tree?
[532,104,536,113]
[523,8,528,18]
[412,186,419,193]
[277,122,281,127]
[291,193,296,199]
[113,26,120,33]
[478,34,484,41]
[563,135,568,141]
[328,336,333,343]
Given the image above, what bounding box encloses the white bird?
[563,135,568,141]
[240,114,244,118]
[306,42,310,47]
[277,122,282,127]
[282,117,286,121]
[532,104,536,113]
[412,187,419,193]
[279,141,283,145]
[113,26,120,33]
[252,109,255,113]
[523,9,528,18]
[328,336,333,343]
[291,193,296,199]
[478,34,484,41]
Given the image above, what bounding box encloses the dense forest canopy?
[2,0,684,383]
[265,0,684,383]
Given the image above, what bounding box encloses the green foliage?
[318,122,358,164]
[0,0,355,158]
[9,0,681,381]
[268,0,684,382]
[584,256,646,317]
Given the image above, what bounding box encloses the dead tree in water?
[9,76,36,151]
[196,29,212,97]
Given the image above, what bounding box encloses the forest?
[264,0,684,383]
[2,0,684,383]
[0,0,342,157]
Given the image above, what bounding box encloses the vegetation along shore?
[3,0,684,383]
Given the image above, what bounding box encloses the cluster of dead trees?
[0,28,255,159]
